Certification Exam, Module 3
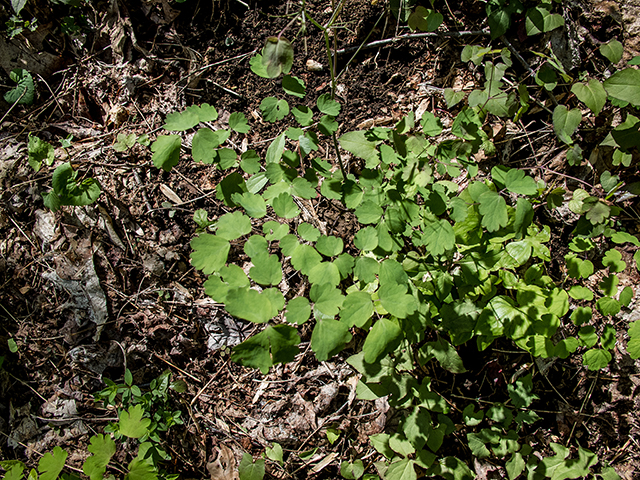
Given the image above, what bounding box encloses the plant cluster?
[148,1,639,477]
[5,0,640,478]
[0,369,185,480]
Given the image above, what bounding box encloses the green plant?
[4,69,34,105]
[0,369,185,480]
[42,162,101,212]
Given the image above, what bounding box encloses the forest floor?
[1,0,640,478]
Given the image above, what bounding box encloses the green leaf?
[363,318,403,363]
[151,135,182,172]
[478,191,508,232]
[238,453,265,480]
[568,286,594,301]
[114,132,137,152]
[354,256,380,283]
[603,249,626,272]
[604,68,640,107]
[339,131,380,168]
[260,97,290,122]
[249,252,282,286]
[265,443,283,466]
[240,150,261,174]
[297,223,321,242]
[125,454,157,480]
[421,111,443,136]
[233,192,267,218]
[310,283,344,316]
[599,274,619,296]
[444,89,465,108]
[340,291,374,328]
[421,219,455,255]
[262,36,293,78]
[508,373,537,408]
[282,75,306,98]
[584,348,612,371]
[38,446,68,480]
[318,115,339,136]
[571,80,607,115]
[225,287,284,323]
[429,456,475,480]
[317,93,341,116]
[231,325,299,373]
[215,211,252,241]
[525,5,564,35]
[262,220,289,241]
[378,284,417,319]
[292,105,314,126]
[164,104,217,130]
[82,435,116,480]
[289,244,322,276]
[385,458,416,480]
[311,319,352,361]
[504,168,538,195]
[340,459,364,480]
[27,135,55,172]
[271,192,300,218]
[596,296,621,316]
[467,433,491,458]
[11,0,27,14]
[229,112,251,133]
[315,235,344,257]
[600,39,624,64]
[353,226,379,251]
[2,463,25,480]
[408,6,443,32]
[285,297,311,325]
[190,234,230,274]
[424,338,467,373]
[250,54,270,78]
[506,453,525,480]
[4,69,34,105]
[355,200,383,224]
[620,286,634,307]
[462,405,484,426]
[553,105,582,145]
[119,404,151,438]
[628,320,640,359]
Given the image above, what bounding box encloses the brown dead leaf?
[207,445,238,480]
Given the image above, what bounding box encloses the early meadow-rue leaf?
[232,325,299,374]
[229,112,251,133]
[421,219,455,256]
[504,168,538,195]
[311,319,352,361]
[83,435,116,480]
[363,318,403,363]
[377,284,417,319]
[119,404,151,438]
[340,291,374,328]
[225,287,284,323]
[317,93,341,116]
[4,69,34,105]
[262,36,294,78]
[38,446,68,480]
[285,297,311,324]
[271,192,300,218]
[151,135,182,172]
[339,131,380,168]
[260,97,290,122]
[190,234,230,274]
[215,211,252,241]
[250,252,283,286]
[478,191,508,232]
[583,348,612,370]
[292,105,314,126]
[282,75,306,98]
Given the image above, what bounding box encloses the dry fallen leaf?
[207,445,238,480]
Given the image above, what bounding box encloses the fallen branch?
[335,29,490,55]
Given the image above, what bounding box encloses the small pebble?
[306,59,324,72]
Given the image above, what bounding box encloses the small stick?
[153,352,202,383]
[335,29,490,55]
